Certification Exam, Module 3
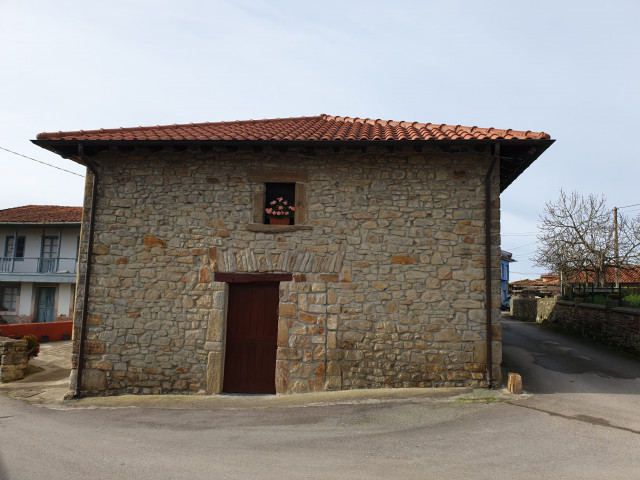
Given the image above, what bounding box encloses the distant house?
[34,114,553,396]
[500,250,515,308]
[0,206,82,324]
[572,265,640,288]
[509,274,560,298]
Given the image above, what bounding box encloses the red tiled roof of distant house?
[573,266,640,285]
[510,274,559,287]
[36,115,551,143]
[540,274,560,285]
[0,205,82,223]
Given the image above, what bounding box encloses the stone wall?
[70,145,502,396]
[512,297,557,323]
[552,301,640,354]
[0,337,28,382]
[511,297,537,322]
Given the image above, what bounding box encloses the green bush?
[623,294,640,308]
[23,334,39,360]
[591,295,609,305]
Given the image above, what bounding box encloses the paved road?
[0,322,639,480]
[502,316,640,434]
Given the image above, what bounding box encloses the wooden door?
[36,287,56,323]
[223,282,279,394]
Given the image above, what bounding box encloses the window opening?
[0,285,19,312]
[40,236,59,273]
[264,183,296,224]
[5,236,26,258]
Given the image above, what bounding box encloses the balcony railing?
[0,257,78,275]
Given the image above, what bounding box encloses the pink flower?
[278,205,283,210]
[290,206,295,211]
[283,200,288,205]
[265,208,273,214]
[277,197,283,202]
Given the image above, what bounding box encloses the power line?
[0,146,84,178]
[506,241,538,250]
[618,202,640,210]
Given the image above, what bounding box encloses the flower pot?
[269,217,291,225]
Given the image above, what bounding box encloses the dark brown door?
[223,282,279,394]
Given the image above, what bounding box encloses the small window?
[4,236,25,258]
[264,183,296,224]
[249,169,308,229]
[0,285,19,313]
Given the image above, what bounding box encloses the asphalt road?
[0,320,638,479]
[502,317,640,434]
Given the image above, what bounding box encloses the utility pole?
[614,206,619,288]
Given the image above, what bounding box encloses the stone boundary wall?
[511,297,557,323]
[0,337,28,382]
[552,301,640,354]
[511,297,537,322]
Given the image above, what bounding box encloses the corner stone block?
[206,351,224,394]
[275,360,290,394]
[325,376,342,390]
[279,303,296,318]
[81,369,107,392]
[277,319,289,347]
[206,309,225,342]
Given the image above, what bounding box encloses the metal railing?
[563,285,640,304]
[0,257,78,274]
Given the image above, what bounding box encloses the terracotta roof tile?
[36,115,550,143]
[0,205,82,224]
[510,275,560,287]
[573,266,640,285]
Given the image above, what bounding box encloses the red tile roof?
[0,205,82,224]
[510,275,560,287]
[573,266,640,285]
[36,115,550,143]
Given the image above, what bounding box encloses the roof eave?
[31,137,555,193]
[0,221,81,227]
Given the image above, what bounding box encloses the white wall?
[0,226,79,272]
[18,282,33,316]
[57,283,72,316]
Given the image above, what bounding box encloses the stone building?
[33,115,553,396]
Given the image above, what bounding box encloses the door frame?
[207,273,292,395]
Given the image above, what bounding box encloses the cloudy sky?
[1,1,638,281]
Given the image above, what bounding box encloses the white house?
[0,205,82,324]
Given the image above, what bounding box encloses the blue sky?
[1,0,638,280]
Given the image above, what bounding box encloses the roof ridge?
[35,115,552,142]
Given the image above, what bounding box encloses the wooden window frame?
[0,284,19,313]
[5,235,26,259]
[248,169,311,232]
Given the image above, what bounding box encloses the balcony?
[0,257,78,283]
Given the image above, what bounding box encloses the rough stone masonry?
[69,145,502,395]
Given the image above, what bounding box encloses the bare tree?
[534,191,640,287]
